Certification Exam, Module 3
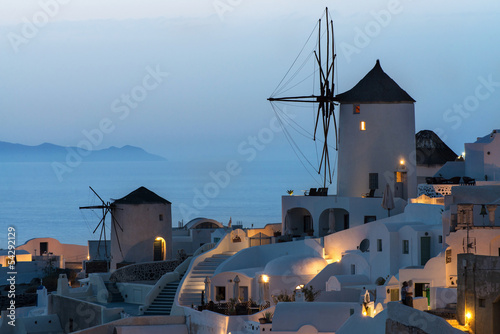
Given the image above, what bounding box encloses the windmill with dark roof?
[335,59,417,200]
[110,186,172,270]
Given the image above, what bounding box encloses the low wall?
[385,302,463,334]
[74,315,186,334]
[49,294,122,332]
[117,283,153,304]
[110,260,181,282]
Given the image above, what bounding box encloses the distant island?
[0,141,166,162]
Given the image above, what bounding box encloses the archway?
[285,208,313,236]
[319,208,350,237]
[153,237,166,261]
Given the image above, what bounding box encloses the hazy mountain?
[0,141,166,162]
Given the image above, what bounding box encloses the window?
[360,121,366,131]
[438,235,442,243]
[369,173,379,190]
[215,286,226,301]
[351,264,356,275]
[446,249,452,263]
[353,104,360,114]
[479,298,486,308]
[344,214,350,230]
[364,216,377,224]
[377,239,383,252]
[403,240,409,254]
[159,214,163,221]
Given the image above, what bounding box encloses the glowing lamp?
[400,159,405,166]
[295,284,304,290]
[362,310,367,316]
[155,237,162,241]
[466,311,472,321]
[87,255,90,261]
[262,275,269,283]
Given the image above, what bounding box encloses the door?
[40,242,48,255]
[420,237,431,266]
[153,237,165,261]
[239,286,248,302]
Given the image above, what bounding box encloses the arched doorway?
[153,237,166,261]
[318,208,350,237]
[285,208,313,236]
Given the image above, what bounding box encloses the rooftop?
[335,60,415,104]
[113,186,171,205]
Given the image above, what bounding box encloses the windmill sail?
[80,186,123,260]
[268,8,337,188]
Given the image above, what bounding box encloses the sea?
[0,160,324,249]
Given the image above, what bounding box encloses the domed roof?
[264,255,327,276]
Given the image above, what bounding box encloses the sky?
[1,0,500,167]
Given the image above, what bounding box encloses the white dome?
[264,255,327,276]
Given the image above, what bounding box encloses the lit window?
[353,104,360,114]
[360,121,366,131]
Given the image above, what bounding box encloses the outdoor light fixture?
[262,275,269,283]
[155,237,162,241]
[400,159,405,166]
[362,310,367,316]
[295,284,304,290]
[465,311,472,321]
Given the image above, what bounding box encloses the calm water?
[0,160,322,249]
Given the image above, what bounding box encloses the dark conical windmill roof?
[416,130,458,165]
[113,186,171,205]
[335,60,415,103]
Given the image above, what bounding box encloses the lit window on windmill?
[360,121,366,131]
[354,104,360,114]
[396,172,403,183]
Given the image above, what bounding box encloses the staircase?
[143,280,181,315]
[179,252,236,307]
[105,282,124,303]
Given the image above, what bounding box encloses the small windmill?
[80,186,123,260]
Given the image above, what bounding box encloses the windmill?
[268,8,337,188]
[80,186,123,260]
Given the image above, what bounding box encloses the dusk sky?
[1,0,500,165]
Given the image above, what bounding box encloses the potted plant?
[287,189,294,195]
[259,311,273,324]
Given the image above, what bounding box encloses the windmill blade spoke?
[89,186,106,205]
[314,51,327,83]
[93,217,105,234]
[313,103,322,140]
[112,214,124,232]
[113,222,123,255]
